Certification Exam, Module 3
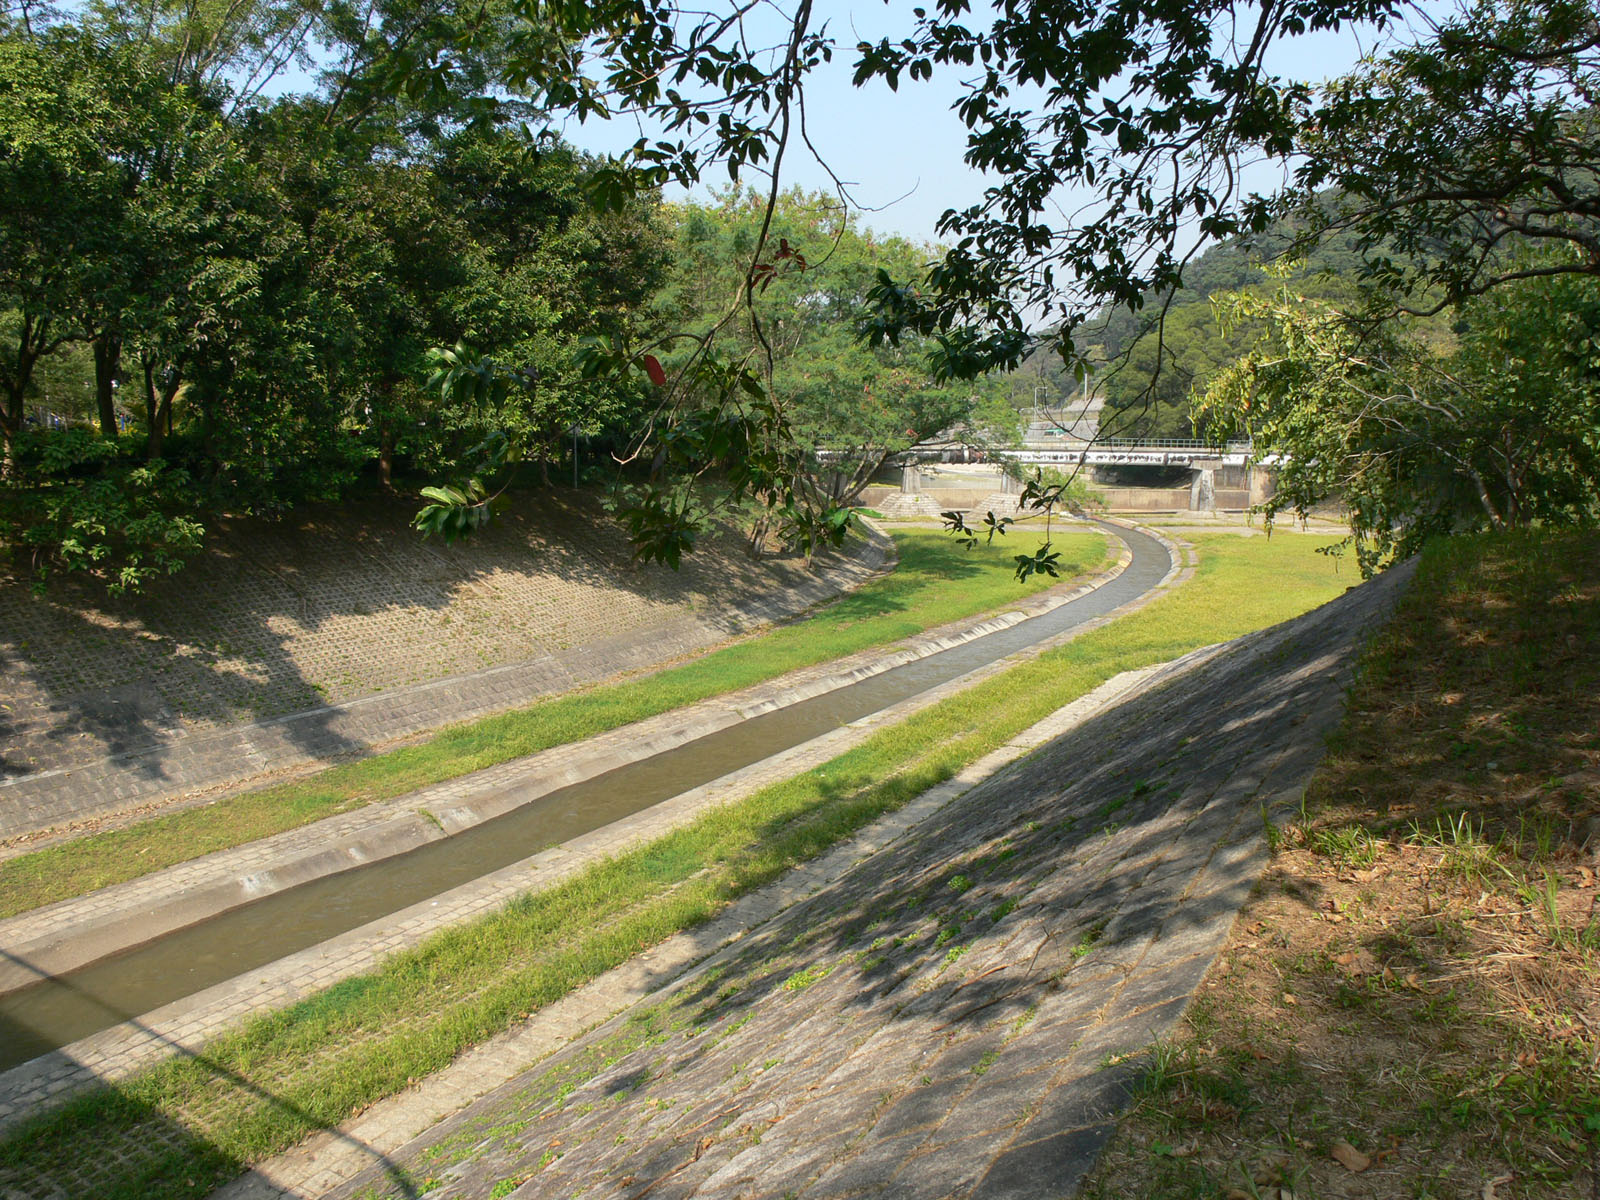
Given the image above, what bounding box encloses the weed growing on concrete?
[0,532,1351,1198]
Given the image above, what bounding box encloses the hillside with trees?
[648,190,1017,506]
[1073,222,1370,440]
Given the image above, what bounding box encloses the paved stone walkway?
[256,561,1412,1200]
[0,493,890,842]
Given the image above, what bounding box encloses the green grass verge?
[0,533,1350,1199]
[1080,529,1600,1200]
[0,530,1106,920]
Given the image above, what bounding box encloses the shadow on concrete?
[0,944,423,1199]
[0,490,834,807]
[323,571,1403,1198]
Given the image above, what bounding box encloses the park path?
[224,558,1414,1200]
[0,493,890,843]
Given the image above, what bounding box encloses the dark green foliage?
[1082,223,1369,439]
[0,12,668,591]
[1199,266,1600,572]
[420,0,1599,568]
[652,190,1011,504]
[2,429,205,592]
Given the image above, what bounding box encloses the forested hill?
[1082,220,1369,440]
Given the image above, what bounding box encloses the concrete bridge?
[1003,438,1253,469]
[864,439,1270,518]
[884,437,1253,468]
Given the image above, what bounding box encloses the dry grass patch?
[1083,529,1600,1200]
[0,531,1349,1199]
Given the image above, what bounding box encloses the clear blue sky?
[553,1,1392,246]
[257,1,1409,246]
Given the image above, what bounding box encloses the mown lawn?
[0,529,1107,919]
[0,531,1353,1200]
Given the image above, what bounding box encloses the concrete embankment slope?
[269,561,1415,1200]
[0,520,1157,1122]
[0,493,891,841]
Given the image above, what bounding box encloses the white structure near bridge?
[860,437,1272,518]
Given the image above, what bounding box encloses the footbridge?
[885,437,1253,469]
[1002,438,1253,469]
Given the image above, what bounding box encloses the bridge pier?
[1188,462,1219,513]
[869,461,945,519]
[1247,462,1273,507]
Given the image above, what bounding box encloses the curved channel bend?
[0,519,1174,1070]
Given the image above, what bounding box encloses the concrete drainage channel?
[0,519,1186,1124]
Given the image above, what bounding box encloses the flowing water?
[0,522,1170,1070]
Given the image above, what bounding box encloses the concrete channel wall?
[0,520,1181,1131]
[0,525,895,844]
[0,524,1150,997]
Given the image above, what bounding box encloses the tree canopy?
[0,1,667,590]
[651,190,1015,502]
[6,0,1597,583]
[398,0,1598,560]
[1199,264,1600,572]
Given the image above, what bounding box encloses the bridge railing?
[1091,438,1252,452]
[1020,436,1253,451]
[1007,442,1253,457]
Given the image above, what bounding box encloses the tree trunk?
[142,355,182,461]
[144,358,161,459]
[93,331,121,437]
[379,425,395,490]
[2,316,45,478]
[376,377,399,490]
[746,514,769,559]
[1466,465,1504,530]
[0,408,16,479]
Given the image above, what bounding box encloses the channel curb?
[0,521,1182,1132]
[0,528,898,846]
[0,524,1131,994]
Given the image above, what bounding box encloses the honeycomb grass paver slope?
[0,527,1131,999]
[0,493,890,839]
[329,562,1416,1200]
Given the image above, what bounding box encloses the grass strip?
[0,529,1105,919]
[1080,529,1600,1200]
[0,533,1348,1200]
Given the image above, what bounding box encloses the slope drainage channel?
[0,522,1170,1072]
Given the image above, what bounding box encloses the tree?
[652,190,997,509]
[394,0,1596,565]
[1293,0,1600,313]
[1084,220,1371,439]
[0,6,671,589]
[1196,265,1600,573]
[0,29,134,470]
[429,127,669,483]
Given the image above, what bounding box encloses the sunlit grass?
[0,529,1104,918]
[0,532,1349,1199]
